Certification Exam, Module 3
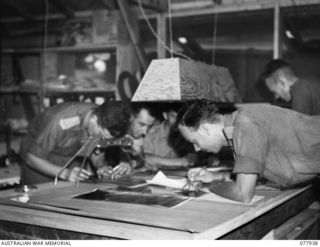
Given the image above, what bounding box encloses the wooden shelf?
[1,44,118,54]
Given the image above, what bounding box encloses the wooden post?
[39,52,45,112]
[273,0,282,59]
[116,0,148,72]
[116,43,140,100]
[157,13,166,59]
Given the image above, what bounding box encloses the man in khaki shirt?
[177,99,320,202]
[20,101,131,185]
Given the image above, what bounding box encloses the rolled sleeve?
[233,155,264,176]
[233,117,269,176]
[28,143,51,160]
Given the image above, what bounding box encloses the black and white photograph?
[0,0,319,244]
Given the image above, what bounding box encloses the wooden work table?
[0,171,318,240]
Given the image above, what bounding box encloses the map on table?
[73,186,190,208]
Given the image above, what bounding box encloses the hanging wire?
[41,0,49,112]
[137,0,192,61]
[212,3,219,64]
[290,0,304,41]
[168,0,173,58]
[43,0,49,63]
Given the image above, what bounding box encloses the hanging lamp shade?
[131,58,241,102]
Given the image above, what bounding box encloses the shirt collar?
[222,111,239,140]
[224,111,237,128]
[80,109,94,143]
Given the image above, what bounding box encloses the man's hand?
[180,153,198,167]
[96,166,114,178]
[188,168,226,183]
[61,167,92,182]
[111,162,132,180]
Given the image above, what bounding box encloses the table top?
[0,170,314,240]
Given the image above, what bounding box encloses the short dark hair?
[256,59,293,99]
[93,101,131,138]
[161,102,183,113]
[130,102,158,119]
[260,59,291,82]
[176,99,237,129]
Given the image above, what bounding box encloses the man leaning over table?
[177,99,320,202]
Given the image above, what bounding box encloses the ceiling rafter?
[1,0,320,23]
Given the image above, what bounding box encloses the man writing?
[177,99,320,202]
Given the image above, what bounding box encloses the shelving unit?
[1,43,124,162]
[1,44,120,113]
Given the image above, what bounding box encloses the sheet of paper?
[197,188,264,204]
[146,171,187,189]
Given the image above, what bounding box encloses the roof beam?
[1,0,319,23]
[116,0,149,71]
[141,0,320,19]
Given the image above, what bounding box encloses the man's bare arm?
[26,152,91,181]
[208,173,258,202]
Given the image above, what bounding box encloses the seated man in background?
[177,99,320,202]
[143,102,198,170]
[103,102,157,179]
[20,101,131,185]
[260,59,320,115]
